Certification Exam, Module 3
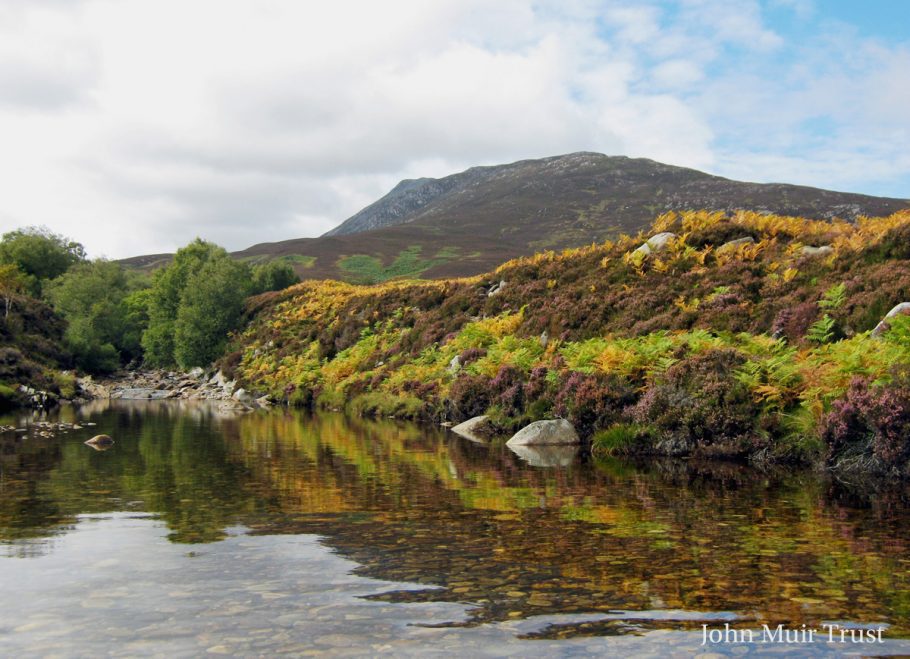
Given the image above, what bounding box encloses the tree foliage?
[0,263,27,319]
[251,261,299,295]
[0,226,85,295]
[174,257,251,368]
[142,239,252,368]
[45,260,147,373]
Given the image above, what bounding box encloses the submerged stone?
[84,434,115,451]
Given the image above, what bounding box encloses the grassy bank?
[226,209,910,476]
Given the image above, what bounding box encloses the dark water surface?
[2,401,910,657]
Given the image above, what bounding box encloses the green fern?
[806,314,837,345]
[818,282,846,311]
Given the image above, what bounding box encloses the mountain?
[124,152,910,283]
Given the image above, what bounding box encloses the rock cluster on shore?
[76,369,271,412]
[0,420,96,438]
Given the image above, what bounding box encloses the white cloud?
[0,0,906,258]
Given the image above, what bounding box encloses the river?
[1,400,909,657]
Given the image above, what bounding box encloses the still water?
[2,400,910,657]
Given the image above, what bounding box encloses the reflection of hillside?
[226,411,910,634]
[2,402,909,636]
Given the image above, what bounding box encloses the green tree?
[251,261,299,294]
[45,260,147,372]
[122,287,152,363]
[174,257,251,368]
[0,226,85,296]
[142,239,252,368]
[142,239,227,366]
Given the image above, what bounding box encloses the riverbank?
[76,368,272,412]
[224,210,910,478]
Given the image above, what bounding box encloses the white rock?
[450,415,490,444]
[633,232,677,256]
[800,245,834,257]
[872,302,910,337]
[506,419,580,446]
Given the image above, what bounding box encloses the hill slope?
[226,209,910,474]
[124,152,909,283]
[324,152,907,238]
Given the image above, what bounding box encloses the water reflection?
[2,401,910,651]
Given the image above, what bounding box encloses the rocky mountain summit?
[323,152,908,238]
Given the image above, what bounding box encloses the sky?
[0,0,907,258]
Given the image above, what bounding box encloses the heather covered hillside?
[227,209,910,476]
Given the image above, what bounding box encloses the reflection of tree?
[0,436,74,556]
[1,401,263,552]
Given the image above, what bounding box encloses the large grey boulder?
[506,419,580,447]
[450,415,491,444]
[633,232,677,257]
[872,302,910,337]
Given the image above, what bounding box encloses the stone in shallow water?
[450,415,491,443]
[506,419,580,446]
[84,434,114,450]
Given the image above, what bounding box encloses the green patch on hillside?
[280,254,317,269]
[238,254,316,269]
[338,245,459,284]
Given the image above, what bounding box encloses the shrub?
[490,365,525,416]
[686,221,758,249]
[873,223,910,261]
[820,376,910,473]
[631,349,761,457]
[448,374,492,420]
[458,347,486,366]
[554,371,636,438]
[771,301,818,342]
